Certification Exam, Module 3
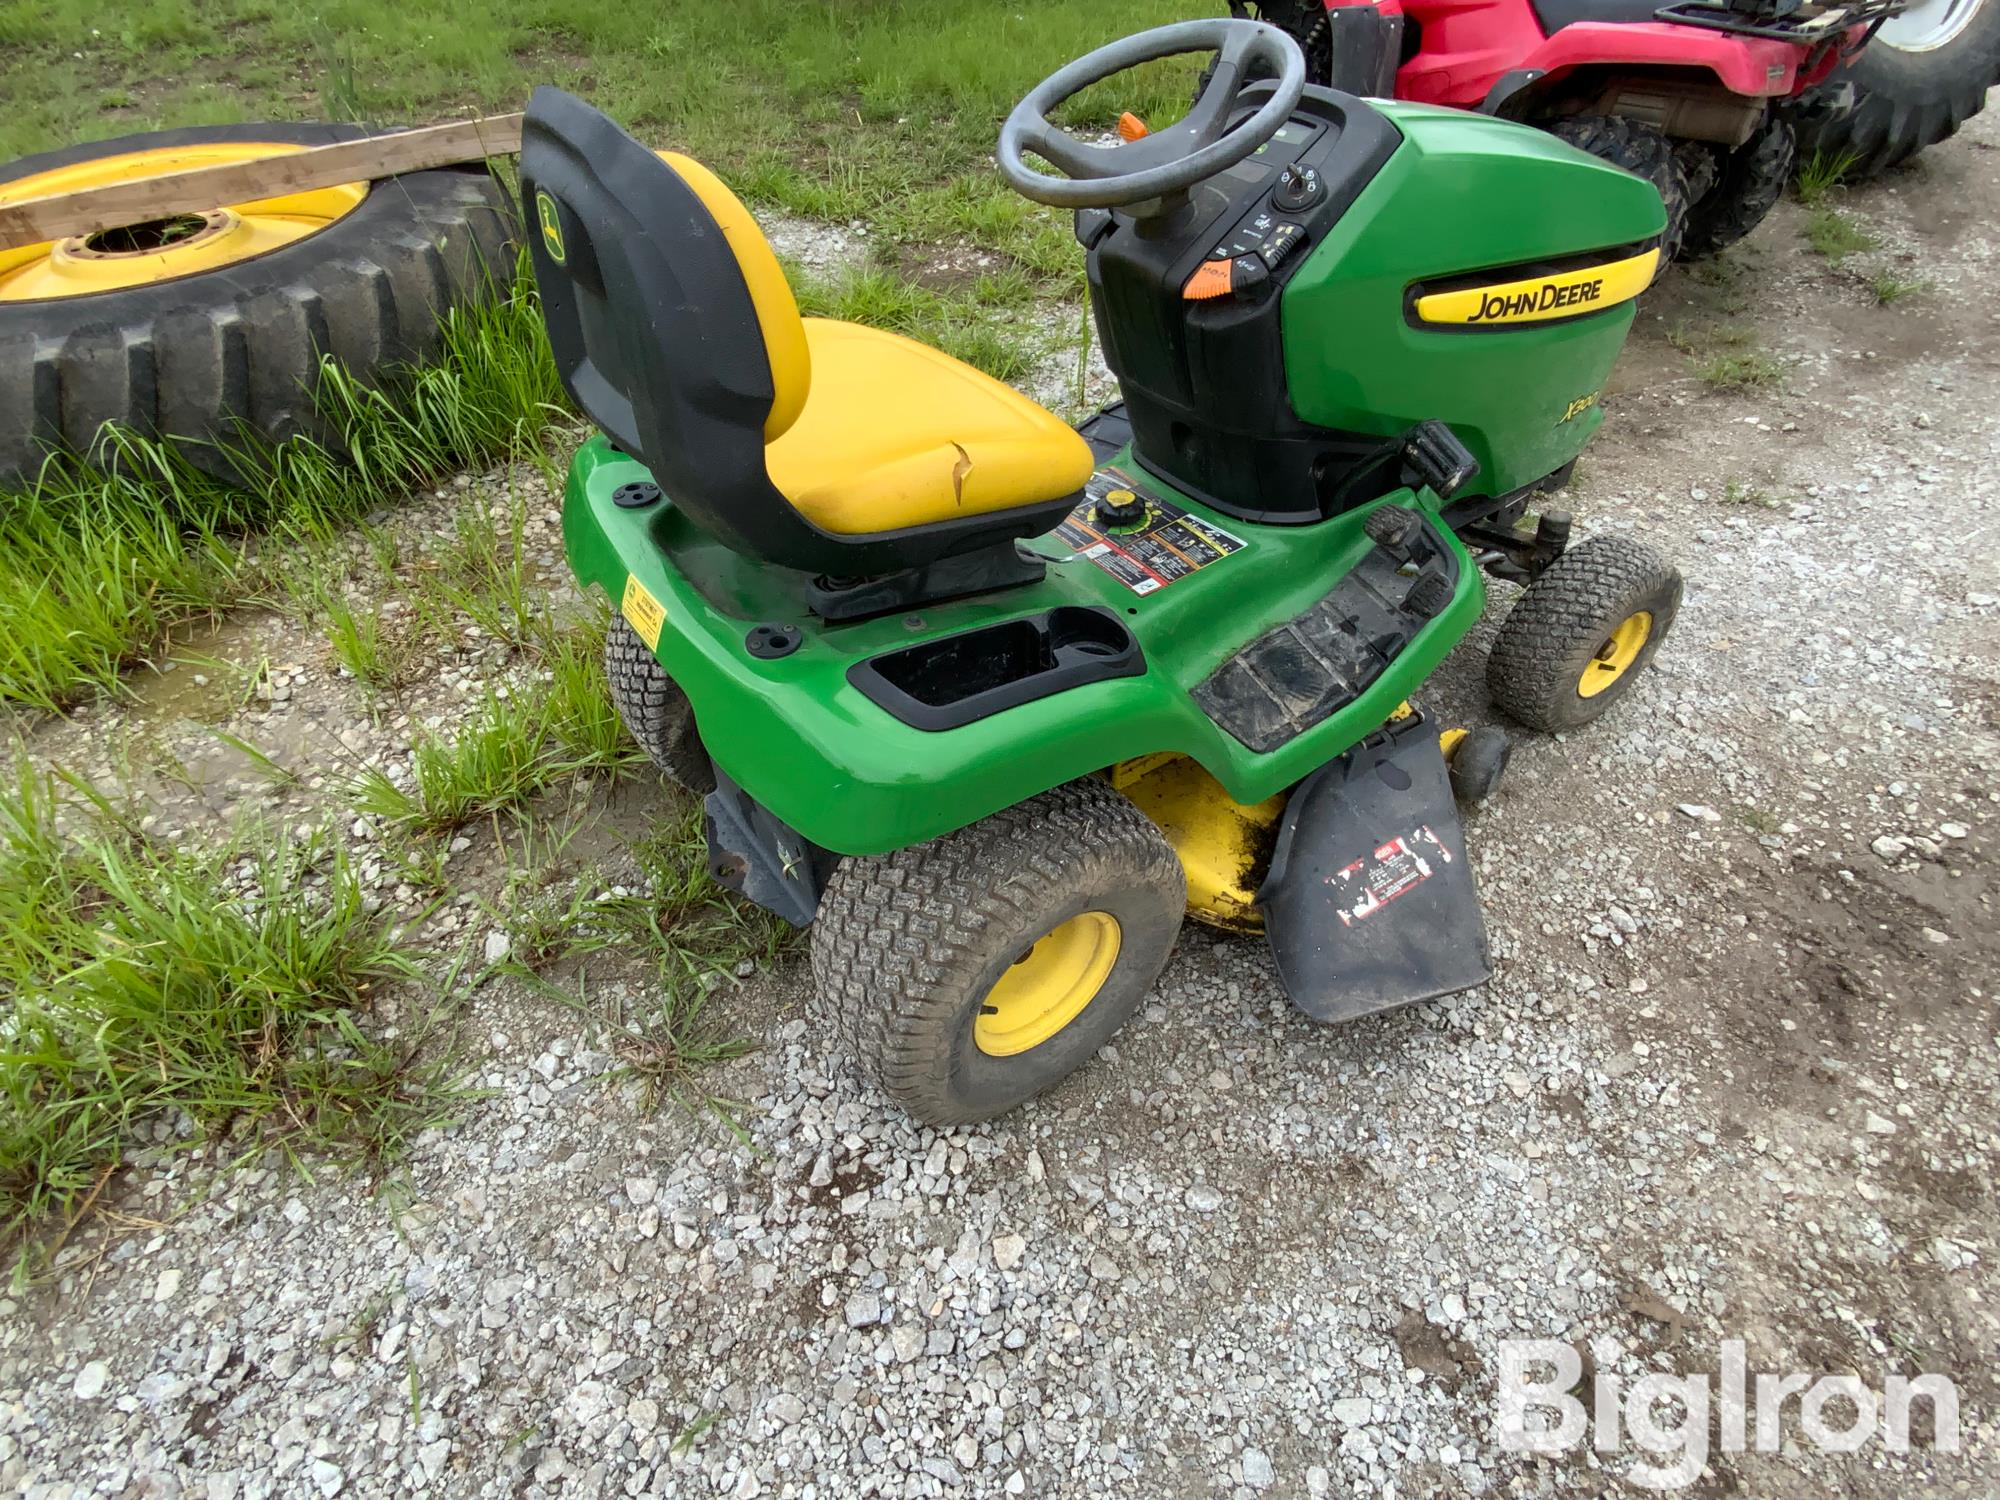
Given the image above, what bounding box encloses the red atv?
[1229,0,1910,259]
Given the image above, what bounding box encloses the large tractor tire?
[1549,115,1690,266]
[1798,0,2000,176]
[0,123,518,490]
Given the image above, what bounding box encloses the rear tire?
[605,615,714,794]
[1683,118,1795,258]
[1549,115,1689,266]
[810,778,1185,1125]
[1797,0,2000,176]
[1488,536,1682,732]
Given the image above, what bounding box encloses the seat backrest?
[522,87,836,568]
[521,88,1074,579]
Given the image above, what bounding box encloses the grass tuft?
[1869,270,1926,305]
[347,610,636,837]
[0,761,463,1262]
[1805,207,1876,265]
[1698,351,1786,393]
[1794,148,1859,208]
[496,800,785,1114]
[1672,323,1784,393]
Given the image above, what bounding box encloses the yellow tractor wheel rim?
[0,143,369,303]
[974,911,1122,1057]
[1578,610,1652,698]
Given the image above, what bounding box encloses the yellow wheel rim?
[1578,610,1652,698]
[974,912,1122,1058]
[0,143,369,303]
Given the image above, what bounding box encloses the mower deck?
[563,427,1486,858]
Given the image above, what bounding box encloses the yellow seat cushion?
[765,319,1094,536]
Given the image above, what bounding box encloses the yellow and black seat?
[520,89,1094,600]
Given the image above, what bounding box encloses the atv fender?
[1260,718,1492,1023]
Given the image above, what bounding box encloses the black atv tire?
[605,615,715,794]
[1549,116,1689,266]
[1798,0,2000,177]
[1488,536,1683,733]
[0,122,518,489]
[1683,118,1796,258]
[811,778,1185,1126]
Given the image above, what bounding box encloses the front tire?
[811,778,1186,1125]
[1487,537,1683,733]
[1548,115,1689,266]
[1798,0,2000,176]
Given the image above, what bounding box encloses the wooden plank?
[0,114,525,252]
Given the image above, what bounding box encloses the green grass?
[1669,323,1784,394]
[345,607,636,837]
[1794,147,1859,208]
[1805,206,1876,266]
[406,489,548,652]
[0,0,1208,185]
[322,593,422,690]
[1870,270,1926,305]
[493,800,785,1114]
[0,253,566,712]
[348,690,576,837]
[0,760,464,1265]
[1698,351,1785,392]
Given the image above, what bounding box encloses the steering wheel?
[997,19,1307,210]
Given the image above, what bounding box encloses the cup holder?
[849,605,1144,731]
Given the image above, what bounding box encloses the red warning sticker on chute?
[1328,825,1454,927]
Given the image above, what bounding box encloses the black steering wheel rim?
[997,19,1308,209]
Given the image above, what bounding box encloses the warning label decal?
[1055,465,1247,596]
[1329,825,1454,927]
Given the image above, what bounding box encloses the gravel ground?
[4,106,1998,1499]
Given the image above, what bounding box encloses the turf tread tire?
[0,122,518,488]
[1488,536,1683,733]
[604,614,715,794]
[811,778,1186,1125]
[1683,119,1795,258]
[1549,116,1689,266]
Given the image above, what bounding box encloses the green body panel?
[563,435,1484,856]
[1280,102,1667,498]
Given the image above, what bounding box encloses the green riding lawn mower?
[521,17,1683,1125]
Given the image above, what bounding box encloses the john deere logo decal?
[1413,249,1660,329]
[1470,276,1605,323]
[536,190,566,265]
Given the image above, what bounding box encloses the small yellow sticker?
[1413,248,1659,328]
[620,575,666,650]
